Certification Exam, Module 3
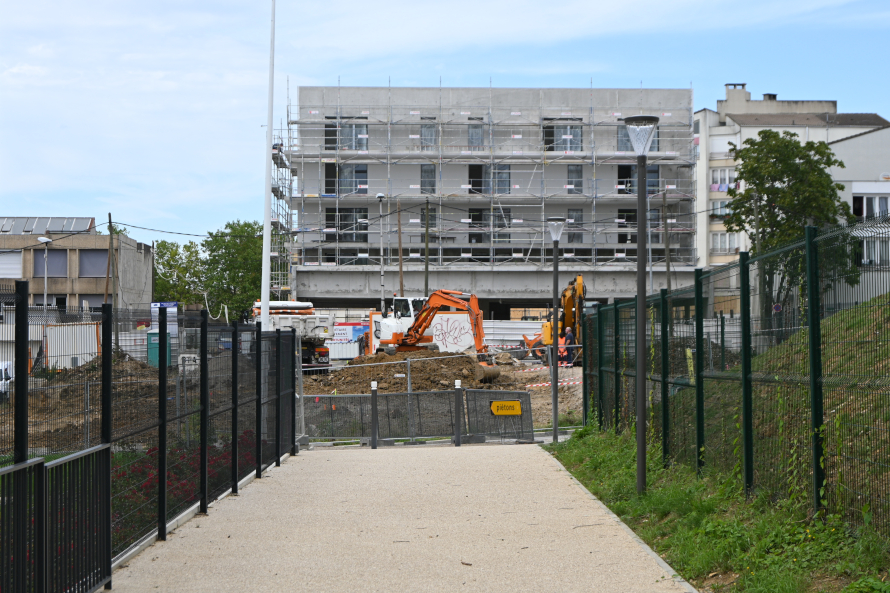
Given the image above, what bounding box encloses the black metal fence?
[0,282,300,592]
[582,216,890,532]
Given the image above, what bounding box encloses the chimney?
[763,93,777,101]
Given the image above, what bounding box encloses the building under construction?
[276,86,697,316]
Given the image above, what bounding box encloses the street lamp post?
[378,193,386,315]
[623,115,659,495]
[547,217,565,444]
[38,237,52,311]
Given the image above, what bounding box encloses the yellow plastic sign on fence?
[490,400,522,416]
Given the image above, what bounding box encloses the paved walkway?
[112,444,694,593]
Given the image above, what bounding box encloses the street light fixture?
[623,114,659,495]
[547,216,565,444]
[38,237,52,311]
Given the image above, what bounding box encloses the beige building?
[0,217,153,309]
[694,84,888,267]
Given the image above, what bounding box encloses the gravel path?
[111,444,693,593]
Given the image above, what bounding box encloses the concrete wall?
[829,127,890,209]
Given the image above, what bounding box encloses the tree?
[153,240,204,305]
[97,223,128,235]
[725,129,853,253]
[726,130,858,336]
[202,220,263,320]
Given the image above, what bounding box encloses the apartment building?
[694,84,889,267]
[280,86,697,317]
[0,217,153,309]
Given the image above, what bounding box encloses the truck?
[252,301,333,369]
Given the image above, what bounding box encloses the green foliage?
[725,129,853,254]
[202,219,263,320]
[96,222,128,235]
[547,430,890,592]
[153,240,204,305]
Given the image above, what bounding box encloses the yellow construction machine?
[522,275,585,364]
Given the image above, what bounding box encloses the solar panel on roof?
[70,218,92,232]
[10,220,27,234]
[47,218,65,232]
[32,218,50,235]
[23,218,37,232]
[0,219,12,232]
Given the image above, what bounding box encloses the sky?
[2,0,889,245]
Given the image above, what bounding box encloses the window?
[711,200,732,217]
[78,250,109,278]
[324,163,337,195]
[420,206,437,227]
[420,164,436,195]
[421,118,437,151]
[468,164,510,195]
[33,249,67,277]
[325,208,369,243]
[617,209,637,245]
[468,121,484,150]
[853,196,863,218]
[324,119,338,151]
[711,232,738,253]
[567,209,583,244]
[340,122,368,150]
[617,164,659,194]
[0,251,22,279]
[618,125,658,152]
[881,196,889,216]
[693,120,700,134]
[710,168,736,190]
[469,208,510,244]
[567,165,583,195]
[544,120,583,151]
[337,165,368,195]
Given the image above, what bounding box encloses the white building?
[694,84,888,267]
[280,86,697,317]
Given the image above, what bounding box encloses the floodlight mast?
[623,115,659,496]
[547,217,565,444]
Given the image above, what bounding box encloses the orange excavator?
[522,275,585,364]
[371,290,499,382]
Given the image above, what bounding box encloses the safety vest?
[558,336,567,357]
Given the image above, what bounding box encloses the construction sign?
[490,400,522,416]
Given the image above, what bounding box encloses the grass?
[547,426,890,592]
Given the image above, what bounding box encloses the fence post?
[454,380,463,447]
[158,306,168,541]
[660,288,670,466]
[805,226,825,513]
[231,322,239,494]
[694,269,705,474]
[275,329,282,466]
[596,308,605,430]
[291,328,297,455]
[100,302,113,589]
[720,314,726,371]
[255,322,262,479]
[406,359,416,441]
[199,310,209,513]
[581,312,589,427]
[613,303,621,433]
[14,280,28,463]
[296,333,305,438]
[739,252,754,494]
[371,381,379,449]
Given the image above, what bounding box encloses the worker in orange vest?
[558,332,568,365]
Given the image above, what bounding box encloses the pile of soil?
[302,350,518,395]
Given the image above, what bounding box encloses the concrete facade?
[284,86,697,315]
[0,217,153,309]
[694,84,888,268]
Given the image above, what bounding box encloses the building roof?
[828,126,890,145]
[726,113,889,127]
[0,217,96,236]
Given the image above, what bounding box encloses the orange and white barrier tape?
[525,380,583,388]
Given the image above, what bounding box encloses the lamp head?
[547,217,566,242]
[38,237,52,244]
[623,115,660,156]
[376,192,385,202]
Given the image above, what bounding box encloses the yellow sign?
[490,400,522,416]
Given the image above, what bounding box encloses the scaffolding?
[270,128,292,299]
[280,87,697,293]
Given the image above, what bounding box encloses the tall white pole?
[260,0,276,326]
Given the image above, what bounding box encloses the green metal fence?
[581,217,890,532]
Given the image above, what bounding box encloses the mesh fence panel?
[236,323,258,483]
[617,301,636,432]
[664,287,697,466]
[817,218,890,531]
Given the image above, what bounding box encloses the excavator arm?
[382,290,487,352]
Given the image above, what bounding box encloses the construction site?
[270,86,698,316]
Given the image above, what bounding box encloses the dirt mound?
[303,351,517,395]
